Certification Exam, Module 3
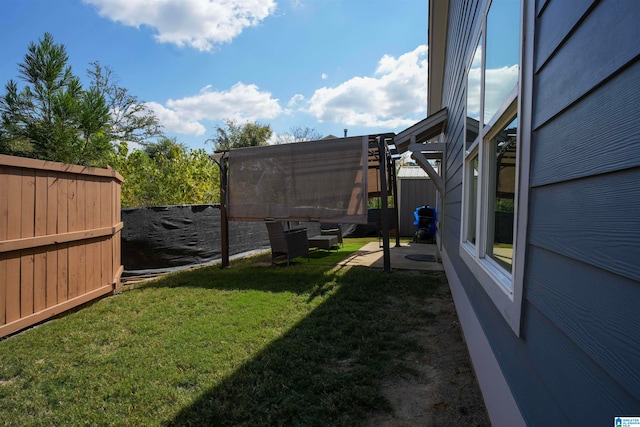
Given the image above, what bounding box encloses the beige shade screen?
[227,136,369,224]
[367,167,390,196]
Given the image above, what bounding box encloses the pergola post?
[390,156,401,247]
[219,155,230,268]
[378,137,391,273]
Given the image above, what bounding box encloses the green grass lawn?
[0,239,447,426]
[295,238,370,266]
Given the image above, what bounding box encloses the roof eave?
[428,0,449,116]
[395,107,448,153]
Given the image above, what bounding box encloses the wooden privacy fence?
[0,155,123,339]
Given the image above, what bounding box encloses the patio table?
[308,235,338,250]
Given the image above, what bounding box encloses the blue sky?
[0,0,429,151]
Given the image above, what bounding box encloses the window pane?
[487,116,517,272]
[484,0,520,125]
[466,154,479,244]
[466,37,482,149]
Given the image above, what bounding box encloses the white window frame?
[459,0,533,336]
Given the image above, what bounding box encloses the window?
[461,0,528,335]
[466,37,482,149]
[465,154,479,245]
[484,0,520,125]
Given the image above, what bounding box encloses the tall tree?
[143,136,187,160]
[108,138,218,207]
[87,61,163,146]
[275,125,323,144]
[209,119,272,151]
[0,33,164,166]
[0,33,112,165]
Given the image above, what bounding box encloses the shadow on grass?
[300,242,363,266]
[139,243,363,296]
[145,260,442,426]
[140,257,330,296]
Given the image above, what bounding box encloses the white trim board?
[441,246,526,427]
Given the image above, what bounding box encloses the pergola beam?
[409,136,444,193]
[407,142,446,158]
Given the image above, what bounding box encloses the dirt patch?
[366,274,491,426]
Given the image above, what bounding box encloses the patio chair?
[265,220,309,265]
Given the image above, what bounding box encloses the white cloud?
[467,67,482,120]
[484,65,519,122]
[167,82,282,121]
[146,83,283,136]
[305,45,428,128]
[269,132,294,145]
[321,73,328,80]
[145,102,206,136]
[466,64,519,123]
[84,0,277,51]
[287,94,305,108]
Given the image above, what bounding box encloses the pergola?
[394,108,448,192]
[212,134,401,271]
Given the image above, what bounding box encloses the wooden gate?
[0,155,123,338]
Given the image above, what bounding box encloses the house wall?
[438,0,640,425]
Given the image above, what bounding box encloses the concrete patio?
[339,241,444,271]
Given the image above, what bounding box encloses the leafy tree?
[275,125,323,144]
[0,33,112,165]
[109,138,219,208]
[0,33,163,166]
[209,119,272,151]
[143,136,187,160]
[87,61,163,146]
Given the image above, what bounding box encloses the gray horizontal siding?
[522,303,640,424]
[536,0,550,16]
[525,0,640,422]
[444,181,462,212]
[442,0,479,110]
[441,0,476,257]
[533,0,640,128]
[445,159,463,193]
[526,246,640,401]
[529,168,640,283]
[532,58,640,186]
[441,207,461,251]
[533,0,595,72]
[448,251,570,426]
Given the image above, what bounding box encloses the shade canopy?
[227,136,369,224]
